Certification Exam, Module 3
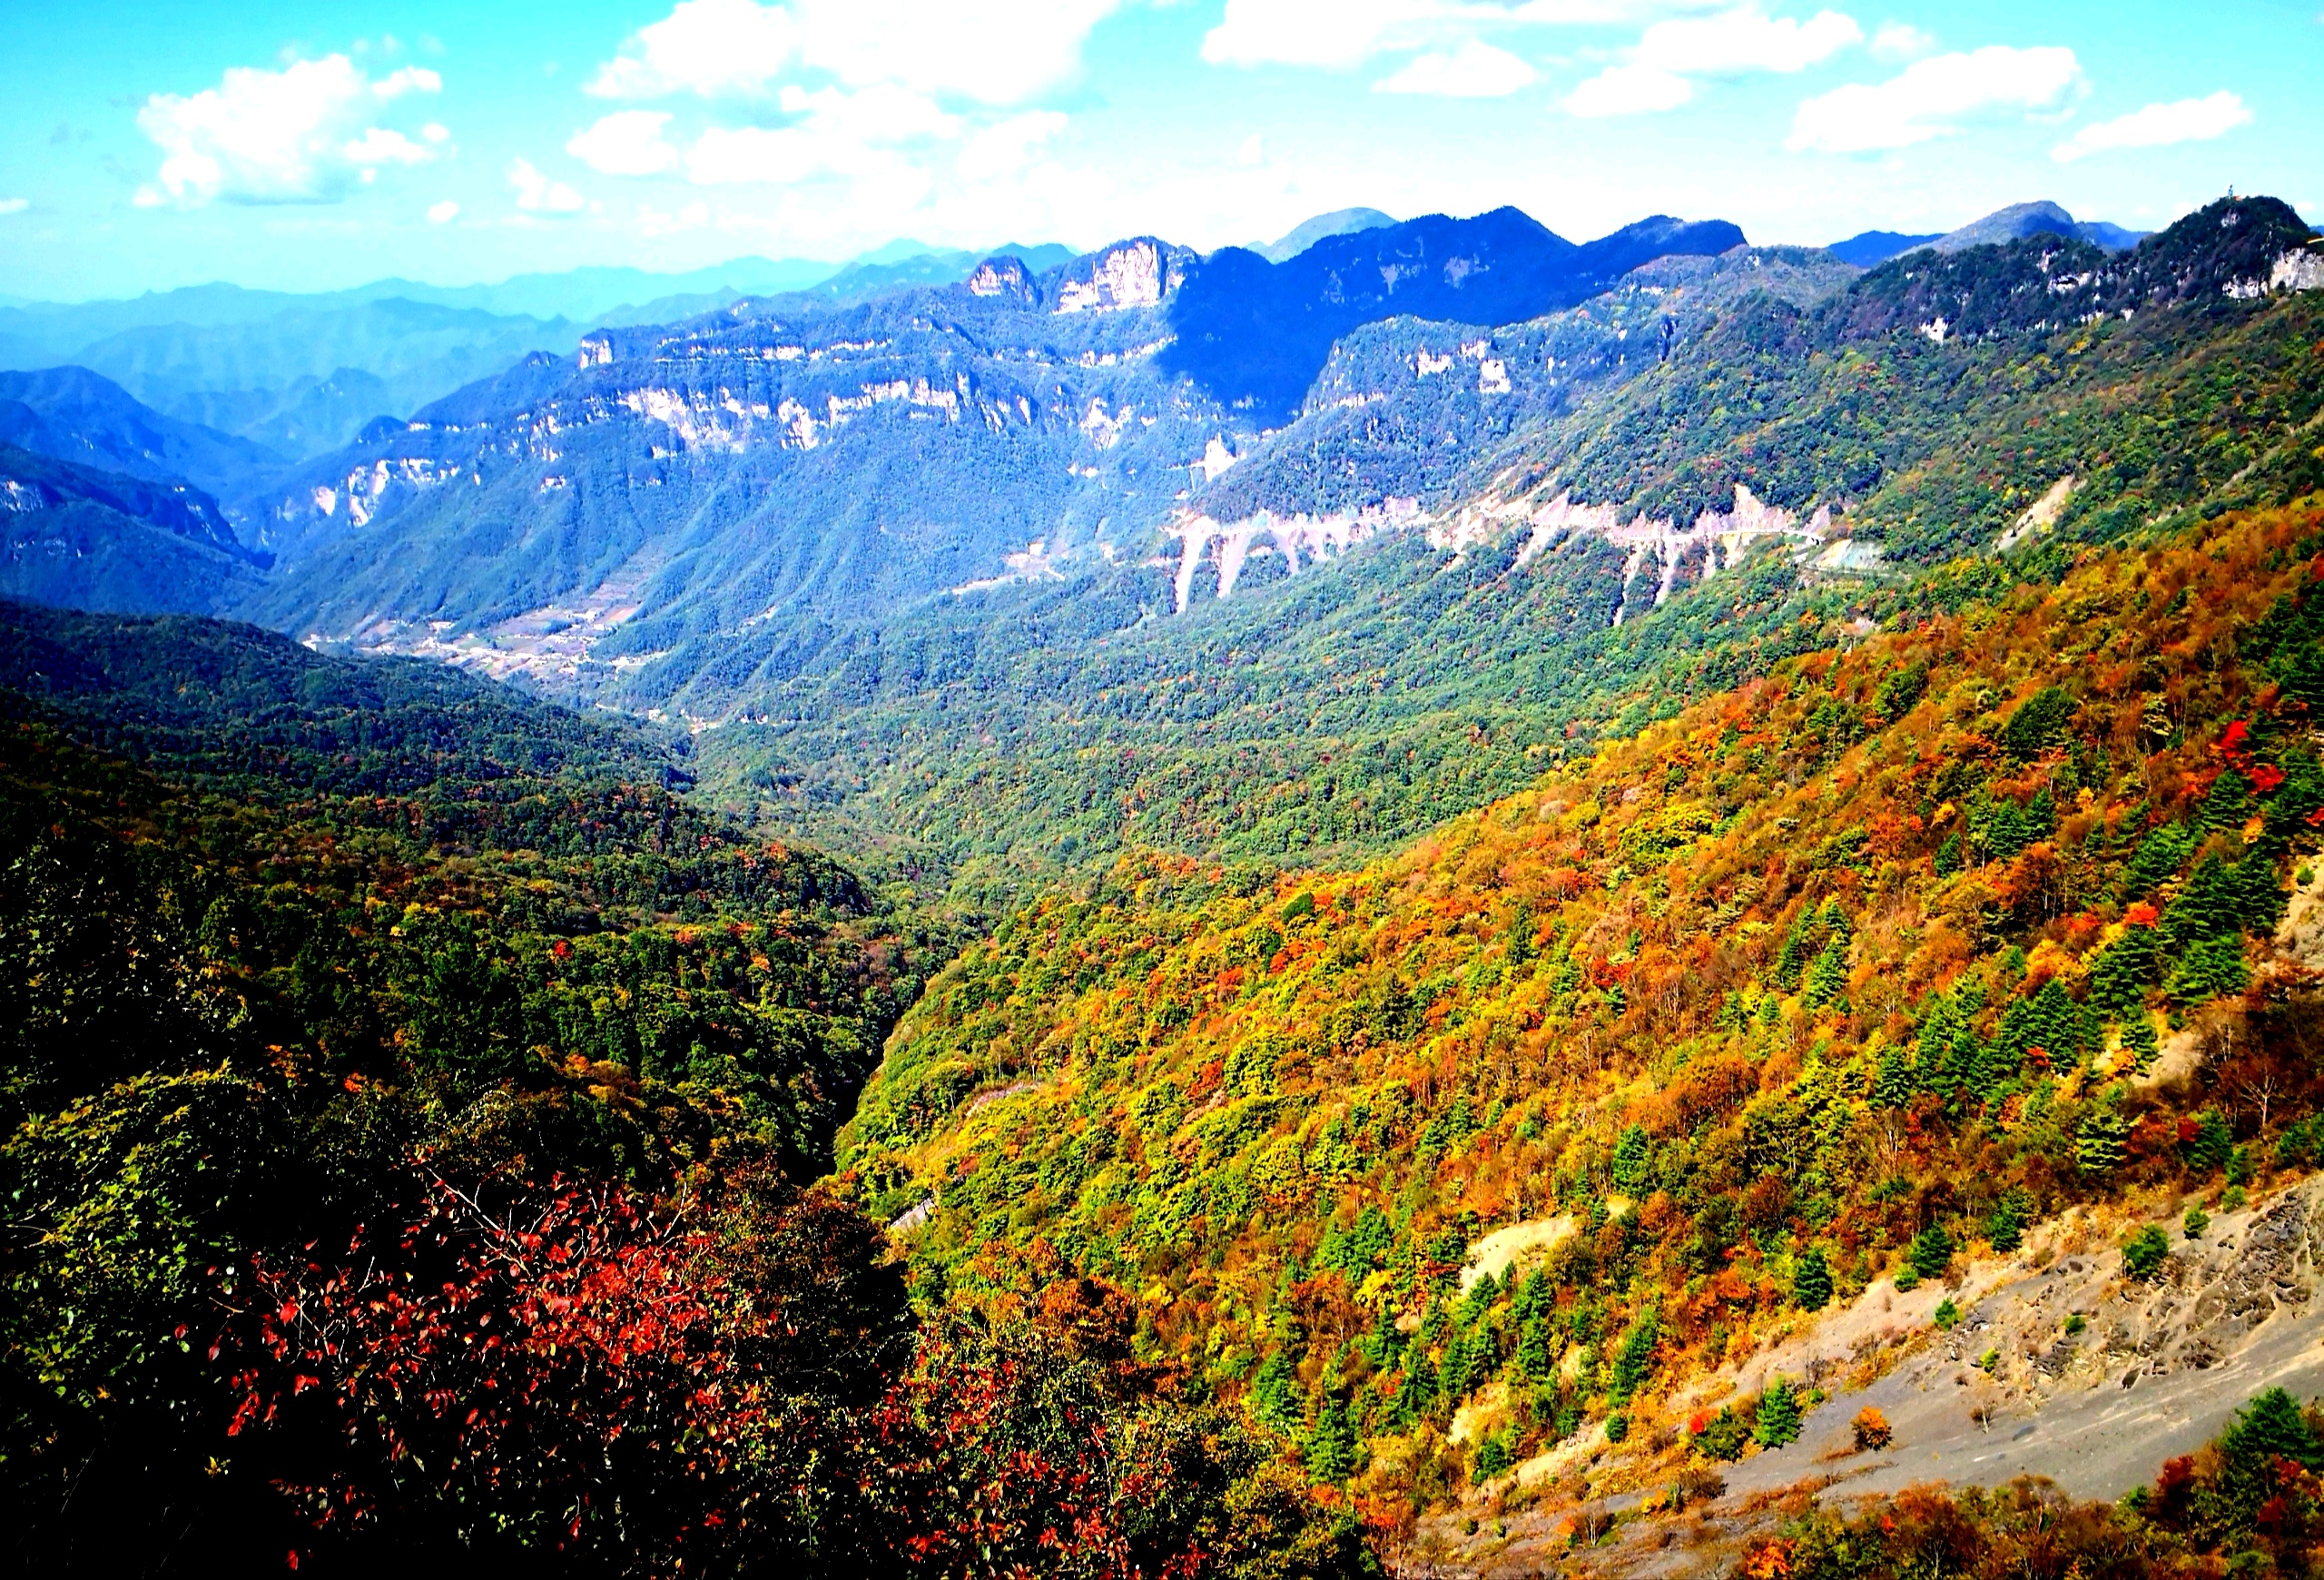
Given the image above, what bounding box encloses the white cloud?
[588,0,797,99]
[686,84,955,186]
[1565,6,1858,117]
[427,200,459,223]
[799,0,1123,105]
[2052,91,2253,163]
[590,0,1122,105]
[372,65,444,100]
[1203,0,1444,69]
[1201,1,1740,71]
[134,54,445,207]
[1631,7,1860,74]
[342,127,432,167]
[1787,44,2082,153]
[1868,20,1935,61]
[569,110,682,175]
[1565,61,1693,116]
[776,82,957,143]
[508,157,586,212]
[1374,40,1539,97]
[0,199,27,216]
[959,111,1068,182]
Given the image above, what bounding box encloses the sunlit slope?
[841,497,2324,1504]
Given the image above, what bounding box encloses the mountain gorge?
[5,182,2324,1578]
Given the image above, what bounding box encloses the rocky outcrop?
[1054,240,1189,313]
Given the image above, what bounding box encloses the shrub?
[1692,1405,1752,1462]
[1850,1407,1893,1452]
[2123,1223,2171,1279]
[2183,1205,2210,1240]
[1933,1299,1961,1330]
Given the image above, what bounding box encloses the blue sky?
[0,0,2317,301]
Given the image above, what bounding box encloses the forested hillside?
[5,186,2323,1580]
[0,445,267,615]
[0,603,1384,1575]
[681,201,2324,907]
[842,497,2324,1547]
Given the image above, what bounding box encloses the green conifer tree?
[1755,1379,1803,1448]
[1612,1123,1653,1194]
[1874,1043,1916,1108]
[2077,1089,2131,1176]
[1305,1388,1356,1481]
[1802,937,1850,1012]
[1249,1348,1304,1437]
[1907,1223,1954,1281]
[1794,1247,1834,1311]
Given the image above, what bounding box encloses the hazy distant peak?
[1934,200,2148,254]
[1249,208,1399,264]
[850,238,950,268]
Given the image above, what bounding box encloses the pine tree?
[1754,1378,1803,1448]
[1794,1247,1834,1311]
[1986,1197,2025,1254]
[1874,1043,1916,1108]
[1305,1388,1356,1481]
[2078,1089,2131,1175]
[1907,1223,1954,1280]
[1802,936,1850,1012]
[2089,938,2156,1015]
[2120,1015,2159,1075]
[1774,924,1811,993]
[1397,1344,1439,1424]
[1249,1347,1303,1437]
[1612,1123,1653,1193]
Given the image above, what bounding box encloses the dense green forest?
[0,610,1371,1574]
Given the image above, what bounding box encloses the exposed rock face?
[2270,246,2324,293]
[966,256,1038,301]
[1055,241,1187,313]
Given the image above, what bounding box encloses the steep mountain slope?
[650,202,2323,904]
[840,495,2324,1545]
[0,606,1363,1577]
[0,445,265,614]
[0,259,850,464]
[1162,211,1748,420]
[805,241,1077,301]
[0,365,280,497]
[233,246,1248,647]
[0,597,678,795]
[234,208,1751,687]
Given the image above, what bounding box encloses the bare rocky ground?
[1396,1174,2324,1580]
